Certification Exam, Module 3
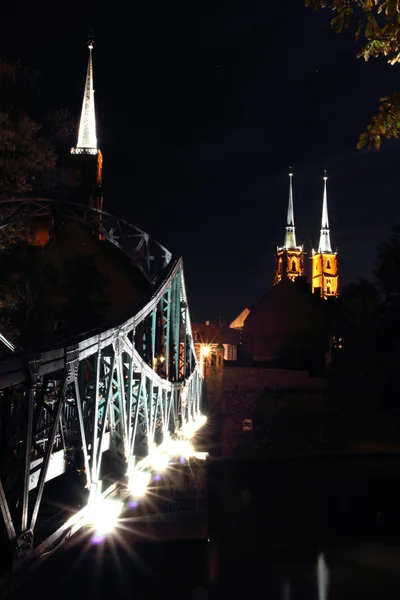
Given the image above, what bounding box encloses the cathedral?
[275,170,339,299]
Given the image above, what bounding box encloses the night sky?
[1,0,400,322]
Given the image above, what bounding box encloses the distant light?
[200,344,211,358]
[153,474,162,481]
[88,44,93,50]
[128,500,139,509]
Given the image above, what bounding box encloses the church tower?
[274,170,305,285]
[71,38,103,211]
[311,172,339,298]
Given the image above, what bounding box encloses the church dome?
[243,278,330,371]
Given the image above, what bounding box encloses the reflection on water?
[317,553,329,600]
[9,457,400,600]
[207,457,400,599]
[282,580,291,600]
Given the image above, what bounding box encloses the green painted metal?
[0,261,202,567]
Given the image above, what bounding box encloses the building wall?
[311,252,339,298]
[223,344,237,361]
[221,366,328,459]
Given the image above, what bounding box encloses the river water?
[8,455,400,599]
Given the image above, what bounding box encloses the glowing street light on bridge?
[86,497,123,536]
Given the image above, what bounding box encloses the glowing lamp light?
[86,498,123,535]
[201,344,211,358]
[128,469,151,498]
[179,414,207,439]
[152,451,169,473]
[196,414,207,428]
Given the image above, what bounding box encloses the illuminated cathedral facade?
[274,170,339,300]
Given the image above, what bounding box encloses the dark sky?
[1,0,400,322]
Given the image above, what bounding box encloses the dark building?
[242,277,331,373]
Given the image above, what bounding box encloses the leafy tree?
[0,107,56,197]
[0,58,78,199]
[305,0,400,149]
[0,243,61,347]
[340,277,381,329]
[0,245,110,348]
[375,225,400,299]
[330,228,400,434]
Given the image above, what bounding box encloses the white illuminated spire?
[73,42,97,154]
[284,169,297,249]
[318,171,332,253]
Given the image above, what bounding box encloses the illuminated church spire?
[74,40,97,153]
[274,169,305,286]
[318,171,332,253]
[311,171,339,299]
[284,170,297,249]
[71,37,103,212]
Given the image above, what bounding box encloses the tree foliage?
[0,110,56,197]
[0,58,78,199]
[305,0,400,149]
[0,242,110,349]
[375,225,400,298]
[331,226,400,429]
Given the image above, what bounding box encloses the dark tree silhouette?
[58,254,110,338]
[0,58,78,199]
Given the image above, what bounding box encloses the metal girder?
[0,233,202,573]
[0,198,172,284]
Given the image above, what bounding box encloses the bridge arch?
[0,198,203,575]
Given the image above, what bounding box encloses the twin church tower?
[274,171,339,299]
[70,43,339,301]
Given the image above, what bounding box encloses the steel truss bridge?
[0,199,203,586]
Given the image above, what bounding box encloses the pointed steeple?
[274,169,305,286]
[284,169,297,249]
[70,36,104,212]
[72,40,97,154]
[318,171,332,253]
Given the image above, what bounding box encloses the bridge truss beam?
[0,255,202,575]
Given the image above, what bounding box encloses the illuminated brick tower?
[274,170,306,285]
[311,171,339,298]
[71,38,103,211]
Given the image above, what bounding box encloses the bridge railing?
[0,200,203,576]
